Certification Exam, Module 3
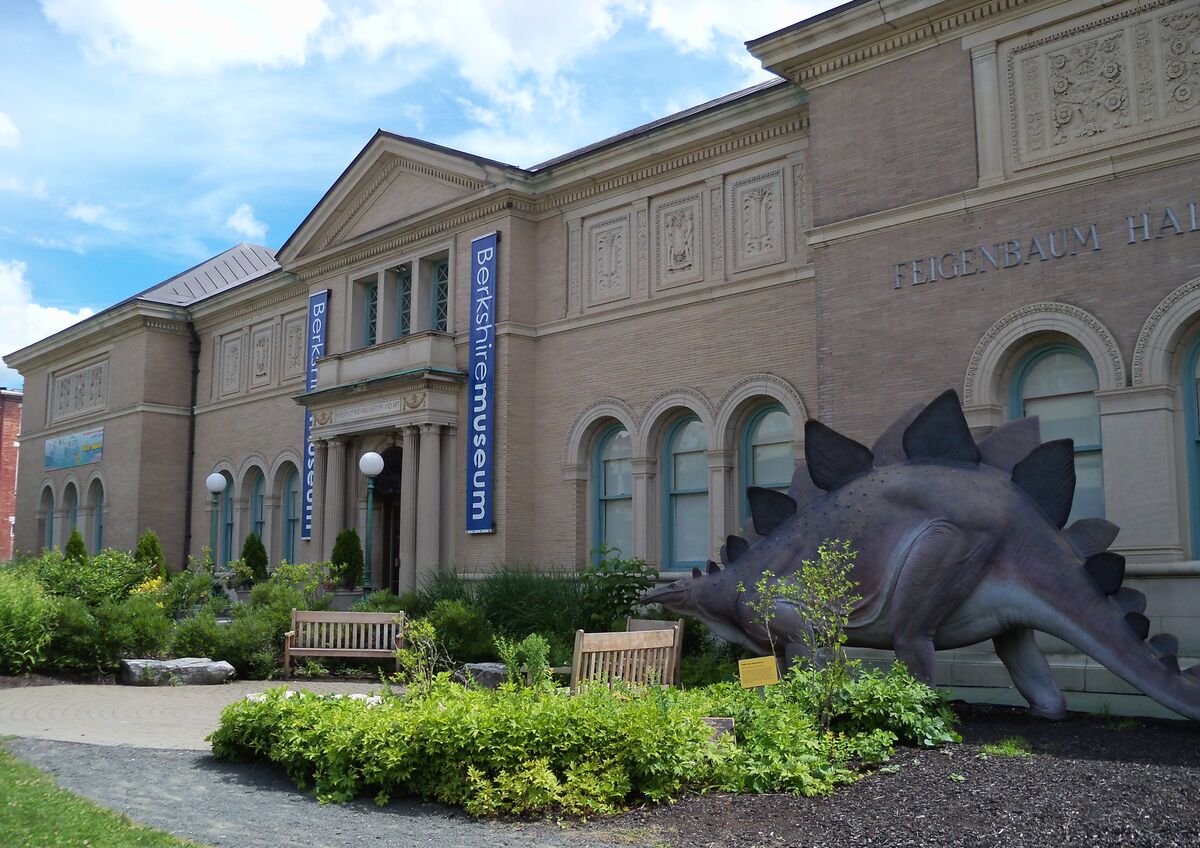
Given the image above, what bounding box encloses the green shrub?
[0,570,56,673]
[351,590,413,614]
[64,529,88,565]
[426,599,494,663]
[46,594,172,675]
[134,530,166,577]
[26,548,155,606]
[221,606,279,679]
[241,534,268,584]
[159,569,215,617]
[414,570,472,614]
[271,561,331,607]
[44,597,103,676]
[330,529,364,588]
[581,548,656,630]
[169,610,223,660]
[473,565,589,646]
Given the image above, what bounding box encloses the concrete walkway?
[0,680,380,749]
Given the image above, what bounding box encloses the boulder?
[120,657,236,686]
[457,662,509,689]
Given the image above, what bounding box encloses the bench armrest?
[284,630,295,642]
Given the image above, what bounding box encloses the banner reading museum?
[302,290,329,540]
[466,232,498,534]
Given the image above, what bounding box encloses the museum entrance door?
[374,446,405,594]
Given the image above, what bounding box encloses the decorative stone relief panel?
[567,218,582,315]
[1005,0,1200,169]
[282,314,306,379]
[791,160,809,265]
[584,212,630,307]
[653,192,703,291]
[729,167,785,273]
[249,324,274,389]
[50,360,108,423]
[220,334,243,397]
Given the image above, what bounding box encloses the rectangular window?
[432,260,449,332]
[364,282,378,346]
[397,265,412,338]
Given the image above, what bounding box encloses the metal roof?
[137,243,279,306]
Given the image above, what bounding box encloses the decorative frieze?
[283,314,306,378]
[1006,0,1200,169]
[584,212,631,307]
[220,334,243,397]
[653,192,703,291]
[729,167,786,273]
[50,361,107,423]
[250,324,274,388]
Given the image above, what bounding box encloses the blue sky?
[0,0,840,386]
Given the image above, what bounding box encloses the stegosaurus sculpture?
[642,390,1200,720]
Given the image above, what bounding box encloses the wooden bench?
[569,627,680,695]
[626,617,685,685]
[283,609,405,677]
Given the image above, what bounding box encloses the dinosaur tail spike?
[1085,551,1126,595]
[706,560,721,575]
[691,566,703,579]
[1161,655,1182,674]
[1125,611,1151,641]
[1149,633,1179,657]
[722,535,749,565]
[1112,587,1146,616]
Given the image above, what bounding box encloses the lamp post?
[205,472,227,582]
[358,451,384,596]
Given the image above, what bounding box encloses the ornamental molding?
[714,372,809,448]
[193,278,309,332]
[634,386,717,458]
[963,301,1126,407]
[562,397,638,469]
[1132,275,1200,385]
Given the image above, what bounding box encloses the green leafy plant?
[981,736,1033,758]
[426,599,493,662]
[25,548,156,606]
[581,546,656,630]
[0,569,56,673]
[271,560,332,606]
[330,529,364,589]
[241,533,268,584]
[494,633,552,688]
[393,617,453,692]
[351,589,414,613]
[64,529,88,565]
[134,530,166,577]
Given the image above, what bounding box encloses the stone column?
[971,43,1005,186]
[1097,386,1185,562]
[399,426,419,592]
[323,438,346,559]
[415,424,442,586]
[631,458,657,565]
[707,449,734,556]
[310,440,328,558]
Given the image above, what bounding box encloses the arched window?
[251,472,266,541]
[282,467,300,564]
[88,479,105,553]
[40,487,55,551]
[594,426,632,559]
[219,472,235,567]
[1011,345,1104,523]
[663,417,709,570]
[64,483,79,536]
[740,405,794,523]
[1183,336,1200,556]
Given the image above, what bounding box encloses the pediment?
[280,135,498,264]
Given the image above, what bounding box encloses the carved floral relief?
[653,193,703,290]
[51,362,107,422]
[221,336,243,396]
[584,214,630,307]
[283,317,305,378]
[729,168,785,272]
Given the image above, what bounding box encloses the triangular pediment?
[279,133,512,264]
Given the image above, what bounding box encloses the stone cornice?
[749,0,1043,88]
[191,275,309,332]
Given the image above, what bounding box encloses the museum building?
[6,0,1200,711]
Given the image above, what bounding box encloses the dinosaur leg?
[889,521,994,686]
[992,628,1066,720]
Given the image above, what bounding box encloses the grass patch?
[980,736,1033,757]
[0,745,204,847]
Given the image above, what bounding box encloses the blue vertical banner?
[302,289,330,540]
[466,232,498,534]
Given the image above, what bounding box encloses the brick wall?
[0,391,21,561]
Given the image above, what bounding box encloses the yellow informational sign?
[738,656,781,689]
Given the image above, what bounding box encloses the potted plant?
[329,528,364,610]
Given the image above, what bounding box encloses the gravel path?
[4,737,623,848]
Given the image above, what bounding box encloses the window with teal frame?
[663,417,709,569]
[1182,335,1200,556]
[364,282,378,346]
[432,260,449,332]
[65,484,78,534]
[283,467,300,564]
[90,481,104,553]
[594,426,633,559]
[251,474,265,541]
[396,264,412,338]
[1010,344,1104,523]
[220,474,235,567]
[42,488,54,550]
[739,405,794,523]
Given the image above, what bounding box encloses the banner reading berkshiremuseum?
[302,290,329,540]
[466,232,498,534]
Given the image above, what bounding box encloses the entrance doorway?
[374,446,404,594]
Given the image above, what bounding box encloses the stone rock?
[120,657,236,686]
[457,662,509,689]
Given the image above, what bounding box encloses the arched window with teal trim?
[219,472,235,567]
[594,426,632,559]
[40,487,55,551]
[283,466,300,564]
[1010,344,1104,523]
[251,472,266,542]
[88,479,104,553]
[64,483,78,535]
[1182,334,1200,557]
[663,417,709,570]
[740,405,794,523]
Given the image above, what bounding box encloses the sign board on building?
[466,232,498,534]
[45,427,103,470]
[302,290,330,540]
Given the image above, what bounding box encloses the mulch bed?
[604,703,1200,848]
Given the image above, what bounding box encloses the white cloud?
[0,259,95,387]
[0,113,19,148]
[642,1,829,53]
[0,176,48,199]
[66,201,127,231]
[225,203,267,242]
[41,0,332,75]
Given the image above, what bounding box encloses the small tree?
[242,533,268,584]
[330,528,364,589]
[134,530,166,578]
[64,529,88,565]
